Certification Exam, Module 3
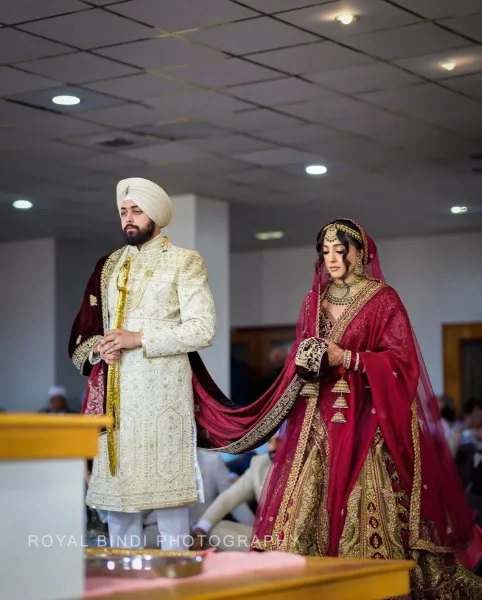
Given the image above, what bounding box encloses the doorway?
[230,325,296,406]
[443,323,482,413]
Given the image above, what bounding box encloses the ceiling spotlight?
[255,231,284,241]
[451,206,467,214]
[13,199,33,210]
[305,164,328,176]
[52,95,81,106]
[335,14,357,25]
[440,62,456,71]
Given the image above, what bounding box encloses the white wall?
[0,238,56,412]
[230,231,482,395]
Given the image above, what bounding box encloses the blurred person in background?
[39,386,73,414]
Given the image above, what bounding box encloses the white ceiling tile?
[12,114,109,138]
[85,73,189,100]
[6,85,124,112]
[0,99,48,124]
[188,156,250,173]
[96,37,224,69]
[0,29,72,64]
[0,0,86,24]
[250,41,374,74]
[67,130,152,152]
[279,95,384,122]
[145,91,250,116]
[108,0,257,31]
[234,147,322,166]
[443,73,482,100]
[307,62,421,93]
[0,130,92,158]
[438,14,482,43]
[18,52,139,84]
[185,16,318,55]
[135,120,229,140]
[64,152,147,172]
[204,108,304,131]
[0,67,59,97]
[256,123,334,145]
[393,0,482,19]
[19,9,155,50]
[226,77,327,106]
[121,142,208,164]
[360,83,482,123]
[326,113,481,159]
[434,115,482,140]
[279,0,420,39]
[82,104,166,128]
[344,23,467,59]
[392,45,482,81]
[301,137,411,168]
[167,58,279,88]
[182,134,271,154]
[81,0,127,4]
[239,0,332,12]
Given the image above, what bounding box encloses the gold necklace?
[325,276,367,306]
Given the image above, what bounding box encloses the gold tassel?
[332,377,350,394]
[106,256,131,477]
[332,395,348,409]
[331,412,347,424]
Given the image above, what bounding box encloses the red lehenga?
[195,222,482,599]
[76,221,482,599]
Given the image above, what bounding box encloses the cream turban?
[116,177,172,228]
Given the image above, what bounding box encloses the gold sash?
[106,257,131,476]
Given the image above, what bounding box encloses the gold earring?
[355,257,364,277]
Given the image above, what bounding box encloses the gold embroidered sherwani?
[86,234,216,512]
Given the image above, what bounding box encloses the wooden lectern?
[0,413,110,600]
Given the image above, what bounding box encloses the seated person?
[190,435,279,552]
[39,386,73,414]
[143,448,255,549]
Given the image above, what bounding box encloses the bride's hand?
[322,339,344,367]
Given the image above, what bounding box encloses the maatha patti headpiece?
[323,222,363,244]
[321,218,375,267]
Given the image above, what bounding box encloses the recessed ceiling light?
[13,199,33,210]
[451,206,467,214]
[306,164,328,176]
[52,95,81,106]
[255,231,284,241]
[335,14,357,25]
[440,62,456,71]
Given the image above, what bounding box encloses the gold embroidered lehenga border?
[252,279,386,553]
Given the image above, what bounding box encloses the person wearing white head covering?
[39,386,72,414]
[69,177,217,550]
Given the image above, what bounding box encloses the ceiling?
[0,0,481,252]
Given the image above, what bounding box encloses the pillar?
[165,194,230,395]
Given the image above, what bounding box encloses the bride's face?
[322,237,360,281]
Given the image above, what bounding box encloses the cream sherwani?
[86,234,216,513]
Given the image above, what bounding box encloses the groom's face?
[120,200,155,245]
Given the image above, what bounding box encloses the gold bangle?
[343,349,351,370]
